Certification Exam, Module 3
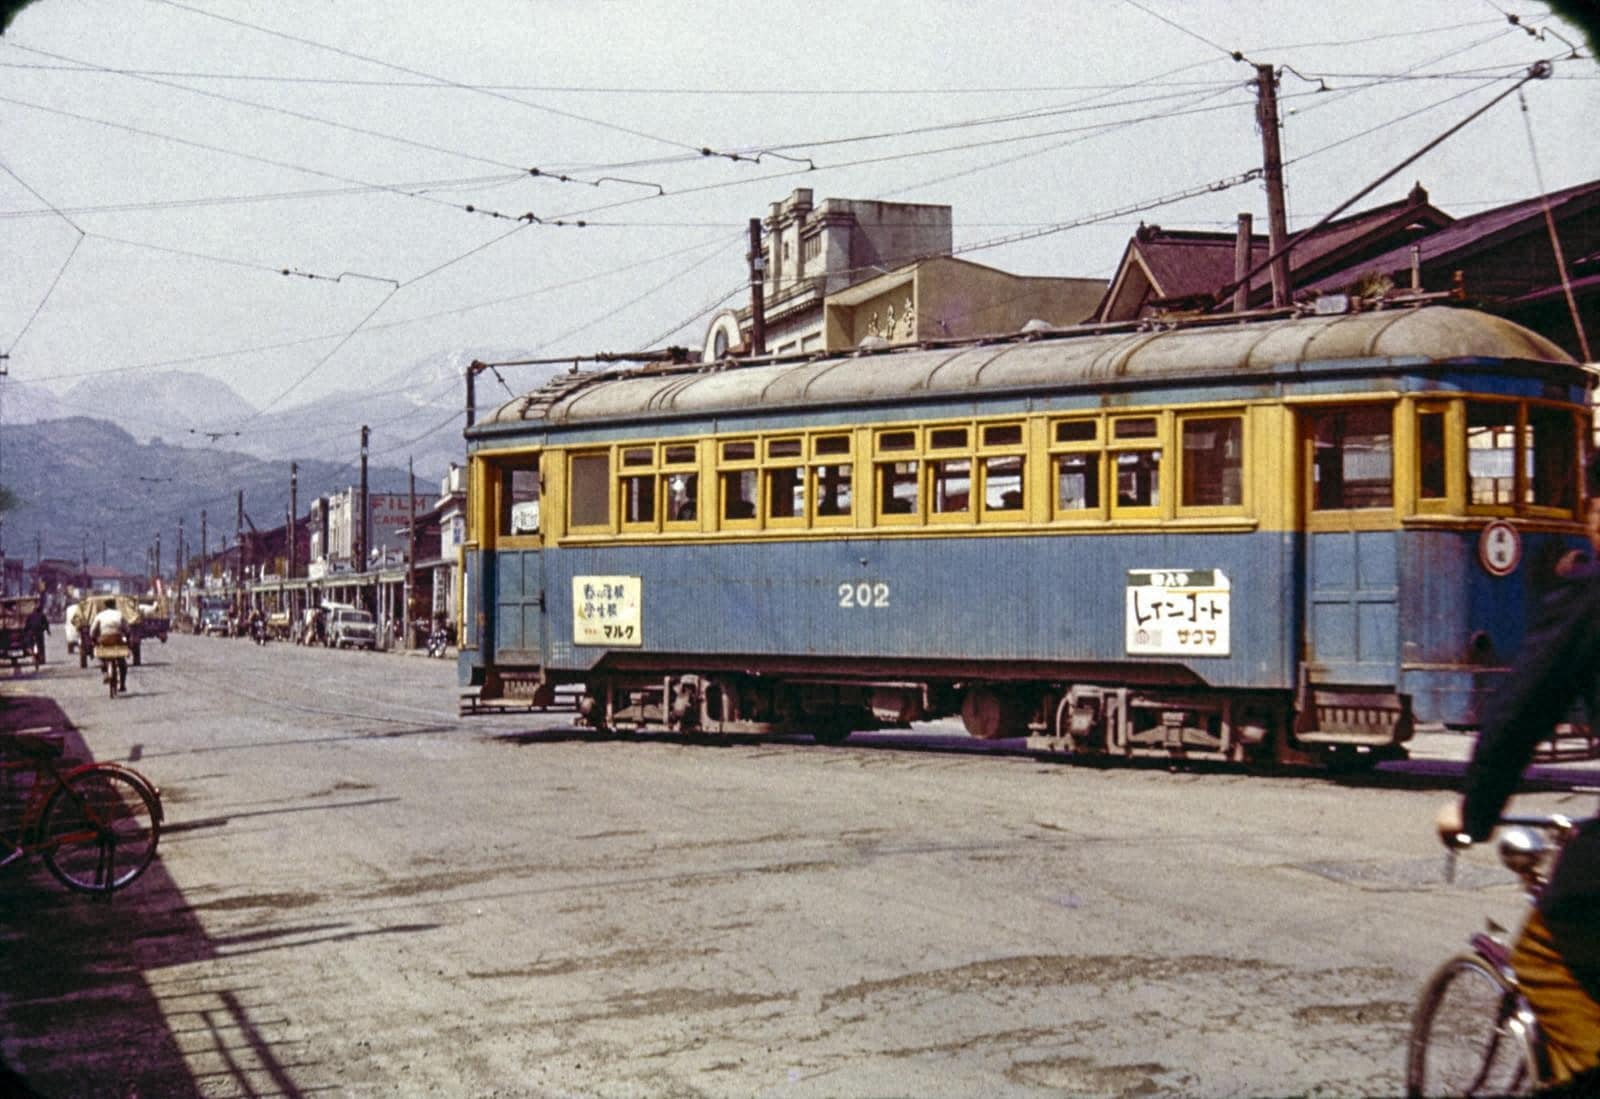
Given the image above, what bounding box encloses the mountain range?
[0,348,567,578]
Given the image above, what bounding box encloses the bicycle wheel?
[38,766,160,893]
[1406,952,1537,1097]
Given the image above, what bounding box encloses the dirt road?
[2,633,1585,1096]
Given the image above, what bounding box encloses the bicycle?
[0,729,163,895]
[1405,811,1593,1097]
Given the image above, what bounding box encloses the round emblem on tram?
[1478,519,1521,577]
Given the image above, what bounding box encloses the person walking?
[23,604,48,664]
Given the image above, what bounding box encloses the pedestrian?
[24,603,49,664]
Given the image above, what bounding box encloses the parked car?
[327,607,378,650]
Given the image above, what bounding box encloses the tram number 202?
[838,581,890,609]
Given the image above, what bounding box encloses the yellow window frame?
[1048,415,1107,523]
[1108,412,1166,522]
[1175,409,1247,518]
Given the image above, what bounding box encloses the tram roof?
[479,306,1576,429]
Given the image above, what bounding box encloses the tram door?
[489,456,547,667]
[1299,406,1401,686]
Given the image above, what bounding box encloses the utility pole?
[747,218,767,356]
[406,456,417,650]
[236,489,245,610]
[200,508,208,584]
[288,462,299,582]
[154,532,161,586]
[1255,63,1291,308]
[176,517,184,584]
[359,425,370,609]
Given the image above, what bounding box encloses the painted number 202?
[838,581,890,608]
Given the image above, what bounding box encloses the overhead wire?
[1,41,532,174]
[151,0,705,156]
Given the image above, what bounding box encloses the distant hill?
[0,417,417,577]
[61,370,258,443]
[3,348,564,477]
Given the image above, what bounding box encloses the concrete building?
[704,188,1106,359]
[823,257,1104,350]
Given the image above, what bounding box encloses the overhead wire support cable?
[1,41,534,174]
[152,0,706,156]
[0,156,86,357]
[1210,60,1554,309]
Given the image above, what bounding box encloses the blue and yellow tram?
[457,304,1590,766]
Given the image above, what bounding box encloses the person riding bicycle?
[1436,458,1600,1093]
[89,600,130,693]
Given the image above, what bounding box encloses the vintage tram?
[456,303,1591,767]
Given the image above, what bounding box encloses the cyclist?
[1436,458,1600,1093]
[89,599,130,693]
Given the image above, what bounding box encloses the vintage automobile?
[0,595,44,672]
[326,606,378,650]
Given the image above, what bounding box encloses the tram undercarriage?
[495,661,1413,769]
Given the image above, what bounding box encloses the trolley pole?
[1255,63,1292,308]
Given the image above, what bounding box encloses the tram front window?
[1311,406,1392,510]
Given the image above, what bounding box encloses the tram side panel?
[531,529,1297,691]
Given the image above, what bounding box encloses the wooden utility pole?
[1255,64,1291,308]
[747,218,767,356]
[406,457,417,650]
[358,425,370,609]
[288,462,299,582]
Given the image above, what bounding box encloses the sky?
[0,0,1596,453]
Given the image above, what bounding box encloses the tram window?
[622,474,655,524]
[1057,453,1099,511]
[622,447,653,468]
[721,469,757,520]
[663,444,696,466]
[1468,403,1516,506]
[985,455,1024,512]
[814,463,852,518]
[878,430,916,453]
[1114,417,1158,440]
[984,424,1023,448]
[930,458,971,514]
[1418,412,1447,500]
[1527,405,1577,509]
[1116,450,1161,508]
[666,473,697,522]
[498,465,542,536]
[878,461,919,515]
[766,466,805,520]
[929,427,968,450]
[569,453,610,528]
[722,440,756,462]
[1181,416,1242,508]
[814,434,851,457]
[1055,420,1097,444]
[1312,407,1393,510]
[767,438,803,460]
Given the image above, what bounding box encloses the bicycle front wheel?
[1406,952,1537,1097]
[38,766,160,893]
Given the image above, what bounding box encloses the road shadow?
[0,690,314,1097]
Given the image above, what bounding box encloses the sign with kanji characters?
[573,575,642,647]
[1125,569,1230,657]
